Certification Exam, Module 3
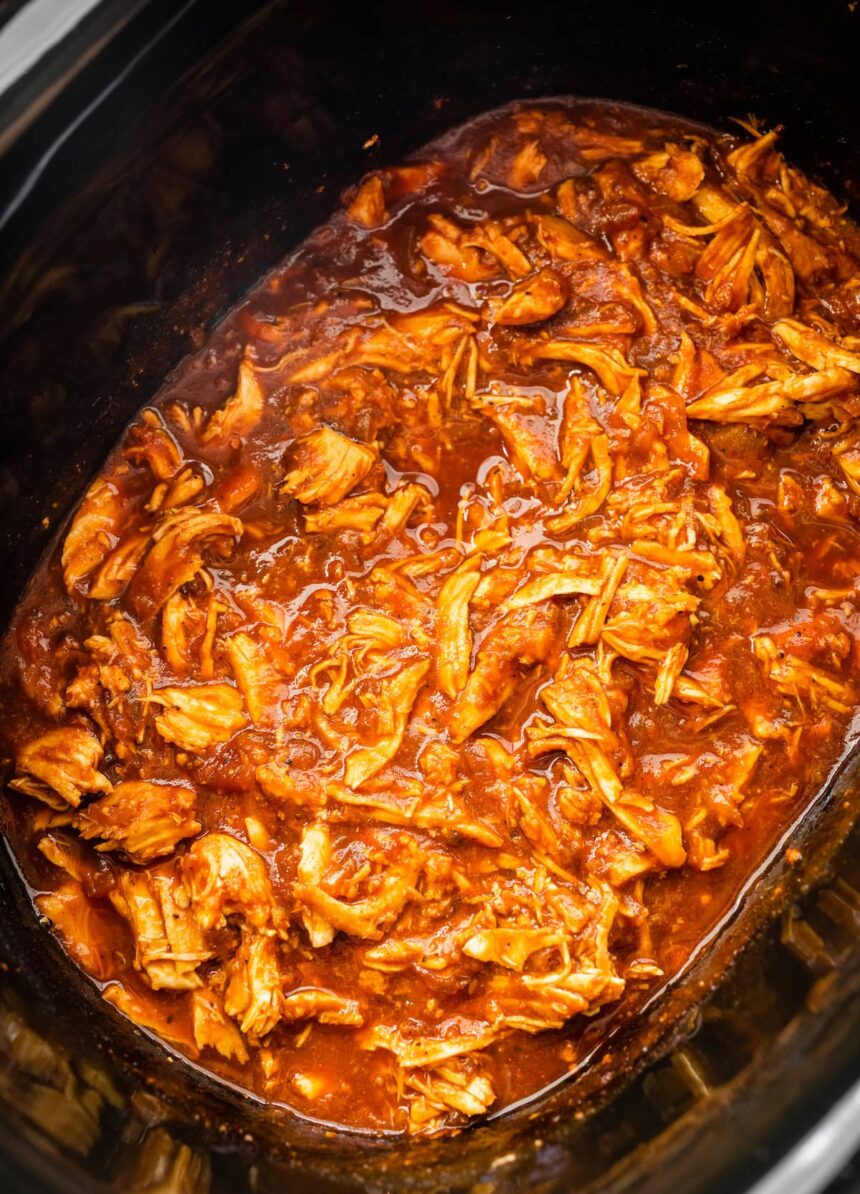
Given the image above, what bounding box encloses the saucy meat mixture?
[3,101,860,1135]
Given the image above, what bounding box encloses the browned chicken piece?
[61,474,133,594]
[281,987,364,1027]
[191,988,249,1062]
[294,832,427,941]
[256,759,325,807]
[124,410,183,479]
[420,214,500,282]
[224,931,283,1039]
[533,213,608,264]
[474,396,562,483]
[450,605,559,742]
[200,358,265,445]
[11,726,111,809]
[182,832,274,932]
[225,633,283,724]
[128,506,243,619]
[346,174,387,227]
[490,269,568,326]
[632,142,704,202]
[343,658,430,788]
[109,869,212,990]
[88,530,153,601]
[73,780,200,863]
[282,426,378,506]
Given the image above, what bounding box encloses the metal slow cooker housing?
[0,2,858,1191]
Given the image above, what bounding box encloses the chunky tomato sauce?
[2,100,860,1135]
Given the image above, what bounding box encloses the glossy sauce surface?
[3,101,860,1134]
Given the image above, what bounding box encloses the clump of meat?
[4,100,860,1137]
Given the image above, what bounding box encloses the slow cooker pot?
[0,2,858,1191]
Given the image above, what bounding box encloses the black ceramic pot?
[0,3,858,1191]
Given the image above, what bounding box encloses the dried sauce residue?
[3,100,860,1134]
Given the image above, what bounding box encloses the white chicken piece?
[773,319,860,374]
[182,832,274,932]
[304,493,388,535]
[526,340,645,397]
[73,780,200,863]
[109,870,212,990]
[12,726,111,810]
[87,529,153,601]
[450,606,558,743]
[281,987,364,1027]
[224,932,283,1040]
[462,926,566,971]
[533,213,608,264]
[363,1022,500,1068]
[473,396,562,483]
[685,366,853,424]
[405,1062,496,1131]
[296,824,336,947]
[371,482,432,543]
[151,683,247,753]
[420,213,500,282]
[753,635,854,714]
[225,633,283,724]
[490,269,568,326]
[343,658,430,788]
[503,570,602,611]
[128,506,243,619]
[294,831,426,941]
[61,474,133,594]
[547,432,612,531]
[200,358,265,445]
[191,989,249,1062]
[572,741,686,868]
[436,563,481,699]
[540,659,615,746]
[282,426,377,506]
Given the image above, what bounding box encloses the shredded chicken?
[151,684,248,752]
[12,727,111,809]
[5,100,860,1136]
[109,869,212,991]
[74,781,200,863]
[282,426,378,506]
